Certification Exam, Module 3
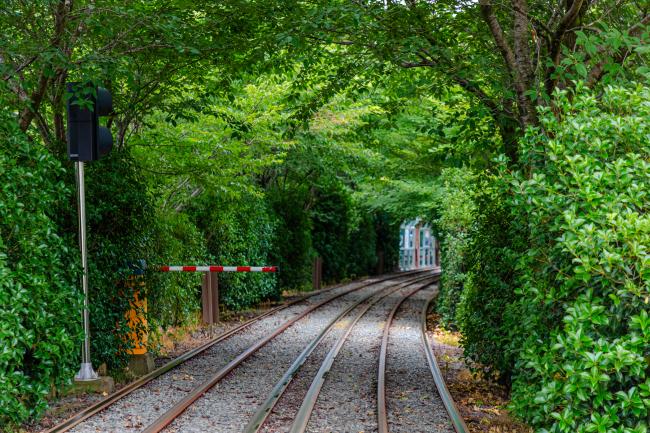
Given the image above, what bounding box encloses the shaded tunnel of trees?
[0,1,648,431]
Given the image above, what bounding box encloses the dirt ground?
[427,312,532,433]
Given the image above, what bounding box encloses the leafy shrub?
[433,168,476,327]
[146,209,208,328]
[507,83,650,432]
[311,182,355,282]
[189,191,278,310]
[346,210,378,278]
[269,188,314,291]
[372,210,400,274]
[82,150,161,368]
[0,115,79,426]
[456,175,521,383]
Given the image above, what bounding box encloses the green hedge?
[145,210,208,329]
[311,182,355,282]
[507,84,650,432]
[456,176,521,384]
[61,149,207,370]
[311,182,387,282]
[452,84,650,432]
[269,188,314,291]
[432,168,476,328]
[81,150,159,368]
[0,115,79,426]
[189,191,278,310]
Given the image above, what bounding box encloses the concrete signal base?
[127,352,155,376]
[64,376,115,396]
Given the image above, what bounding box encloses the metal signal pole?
[74,161,98,381]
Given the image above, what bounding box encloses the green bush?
[58,149,206,368]
[311,182,355,282]
[269,183,396,290]
[433,168,476,327]
[507,83,650,432]
[189,192,278,310]
[456,175,521,383]
[269,188,314,291]
[146,209,208,328]
[346,210,378,278]
[0,115,79,426]
[372,210,400,274]
[82,150,160,368]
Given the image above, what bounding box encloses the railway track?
[284,277,434,433]
[378,282,468,433]
[50,270,466,433]
[244,275,434,433]
[50,270,427,433]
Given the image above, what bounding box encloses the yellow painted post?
[125,275,148,356]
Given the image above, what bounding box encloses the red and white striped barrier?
[160,266,277,273]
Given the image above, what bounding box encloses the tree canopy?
[0,1,648,431]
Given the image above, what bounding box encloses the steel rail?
[243,271,440,433]
[287,275,441,433]
[46,270,424,433]
[420,292,469,433]
[376,279,435,433]
[141,271,431,433]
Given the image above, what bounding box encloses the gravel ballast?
[162,278,409,433]
[385,286,455,433]
[65,272,457,433]
[301,281,436,433]
[68,274,413,433]
[257,279,428,433]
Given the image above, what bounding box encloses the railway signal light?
[66,82,114,382]
[66,83,113,161]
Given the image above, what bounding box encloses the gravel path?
[162,278,408,433]
[68,276,394,433]
[385,286,454,433]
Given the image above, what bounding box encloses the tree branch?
[34,111,53,147]
[402,55,510,125]
[452,75,503,117]
[512,0,534,85]
[544,0,586,94]
[1,55,38,81]
[18,0,69,132]
[479,0,519,76]
[18,73,49,132]
[553,0,587,49]
[480,0,537,127]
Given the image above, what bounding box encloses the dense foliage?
[189,192,279,310]
[0,109,79,425]
[437,84,650,432]
[507,85,650,432]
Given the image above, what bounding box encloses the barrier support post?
[201,271,219,324]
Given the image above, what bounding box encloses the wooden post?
[376,250,385,275]
[435,238,441,267]
[414,224,421,269]
[312,257,322,291]
[201,271,219,324]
